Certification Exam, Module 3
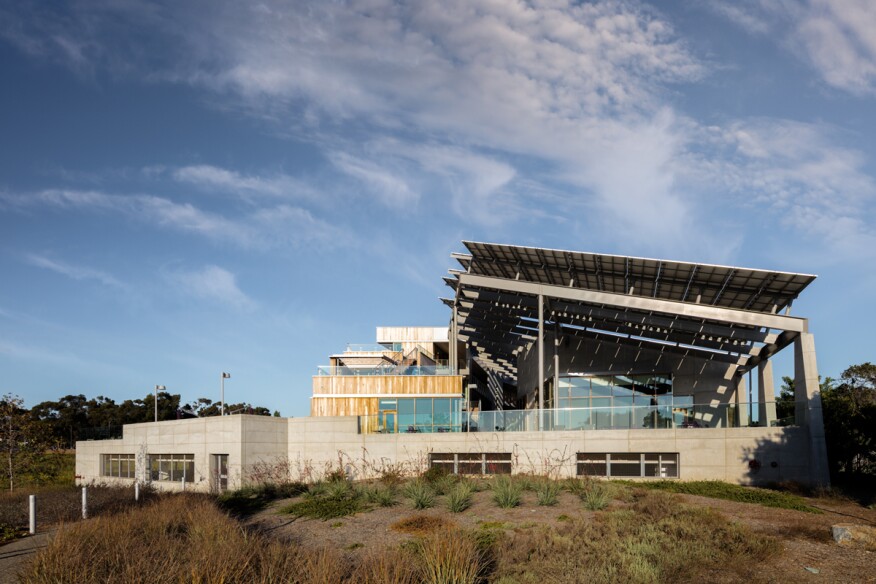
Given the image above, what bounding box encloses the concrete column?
[757,360,777,427]
[449,305,458,374]
[794,332,830,486]
[537,294,544,429]
[734,376,749,427]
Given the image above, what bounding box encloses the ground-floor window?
[429,452,512,475]
[100,454,136,478]
[149,454,195,482]
[577,452,678,478]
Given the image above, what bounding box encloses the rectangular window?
[576,453,679,478]
[429,452,512,475]
[149,454,195,482]
[100,454,136,478]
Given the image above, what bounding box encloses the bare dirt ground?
[247,489,876,583]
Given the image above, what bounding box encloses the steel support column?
[537,294,544,429]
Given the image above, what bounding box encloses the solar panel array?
[444,242,816,380]
[459,242,815,314]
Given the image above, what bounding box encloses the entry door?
[211,454,229,492]
[380,410,397,433]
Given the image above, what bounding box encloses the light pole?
[154,385,166,422]
[221,373,230,415]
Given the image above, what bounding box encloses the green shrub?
[431,474,458,496]
[359,483,397,507]
[404,480,436,509]
[580,484,609,511]
[535,479,561,506]
[618,480,820,513]
[421,465,450,483]
[491,476,522,509]
[281,493,362,520]
[447,481,474,513]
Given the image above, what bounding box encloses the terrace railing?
[316,365,454,376]
[359,402,794,434]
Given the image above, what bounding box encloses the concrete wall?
[282,416,813,485]
[76,415,288,493]
[76,413,818,489]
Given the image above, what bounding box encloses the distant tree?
[776,375,835,423]
[30,394,89,448]
[821,363,876,477]
[1,393,52,491]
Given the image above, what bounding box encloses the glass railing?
[359,402,795,434]
[316,365,455,376]
[344,343,402,352]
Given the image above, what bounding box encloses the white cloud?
[166,265,255,310]
[173,165,318,201]
[681,118,876,259]
[708,0,876,95]
[0,188,350,251]
[6,0,876,262]
[328,153,416,207]
[0,0,710,246]
[23,254,125,288]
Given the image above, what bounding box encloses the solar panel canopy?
[443,242,816,381]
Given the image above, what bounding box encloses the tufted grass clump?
[491,475,523,509]
[359,483,398,508]
[535,479,562,506]
[580,483,610,511]
[447,481,474,513]
[404,480,436,510]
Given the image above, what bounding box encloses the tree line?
[1,391,280,489]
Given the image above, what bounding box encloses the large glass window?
[381,397,462,433]
[149,454,195,482]
[101,454,136,478]
[556,373,676,429]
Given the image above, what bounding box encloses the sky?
[1,0,875,417]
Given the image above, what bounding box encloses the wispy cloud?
[328,152,417,207]
[0,188,350,251]
[173,164,318,201]
[23,254,125,288]
[165,265,255,310]
[707,0,876,96]
[682,118,876,260]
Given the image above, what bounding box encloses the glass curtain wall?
[554,374,692,430]
[378,397,462,433]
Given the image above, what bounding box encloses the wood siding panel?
[376,327,448,343]
[312,375,463,397]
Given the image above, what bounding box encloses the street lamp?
[221,373,231,416]
[154,385,166,422]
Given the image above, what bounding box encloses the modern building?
[76,242,830,491]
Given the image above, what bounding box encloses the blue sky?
[1,0,875,417]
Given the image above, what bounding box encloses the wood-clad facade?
[310,375,463,417]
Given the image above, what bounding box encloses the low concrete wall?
[76,415,817,490]
[286,417,813,485]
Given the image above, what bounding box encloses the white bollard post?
[82,486,88,519]
[181,475,185,492]
[135,481,140,502]
[29,495,36,535]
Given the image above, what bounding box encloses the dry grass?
[0,483,153,540]
[20,494,350,584]
[20,494,488,584]
[391,513,456,536]
[491,489,779,584]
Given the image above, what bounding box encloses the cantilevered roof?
[444,242,816,380]
[456,242,815,314]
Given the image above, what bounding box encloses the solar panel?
[460,241,815,314]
